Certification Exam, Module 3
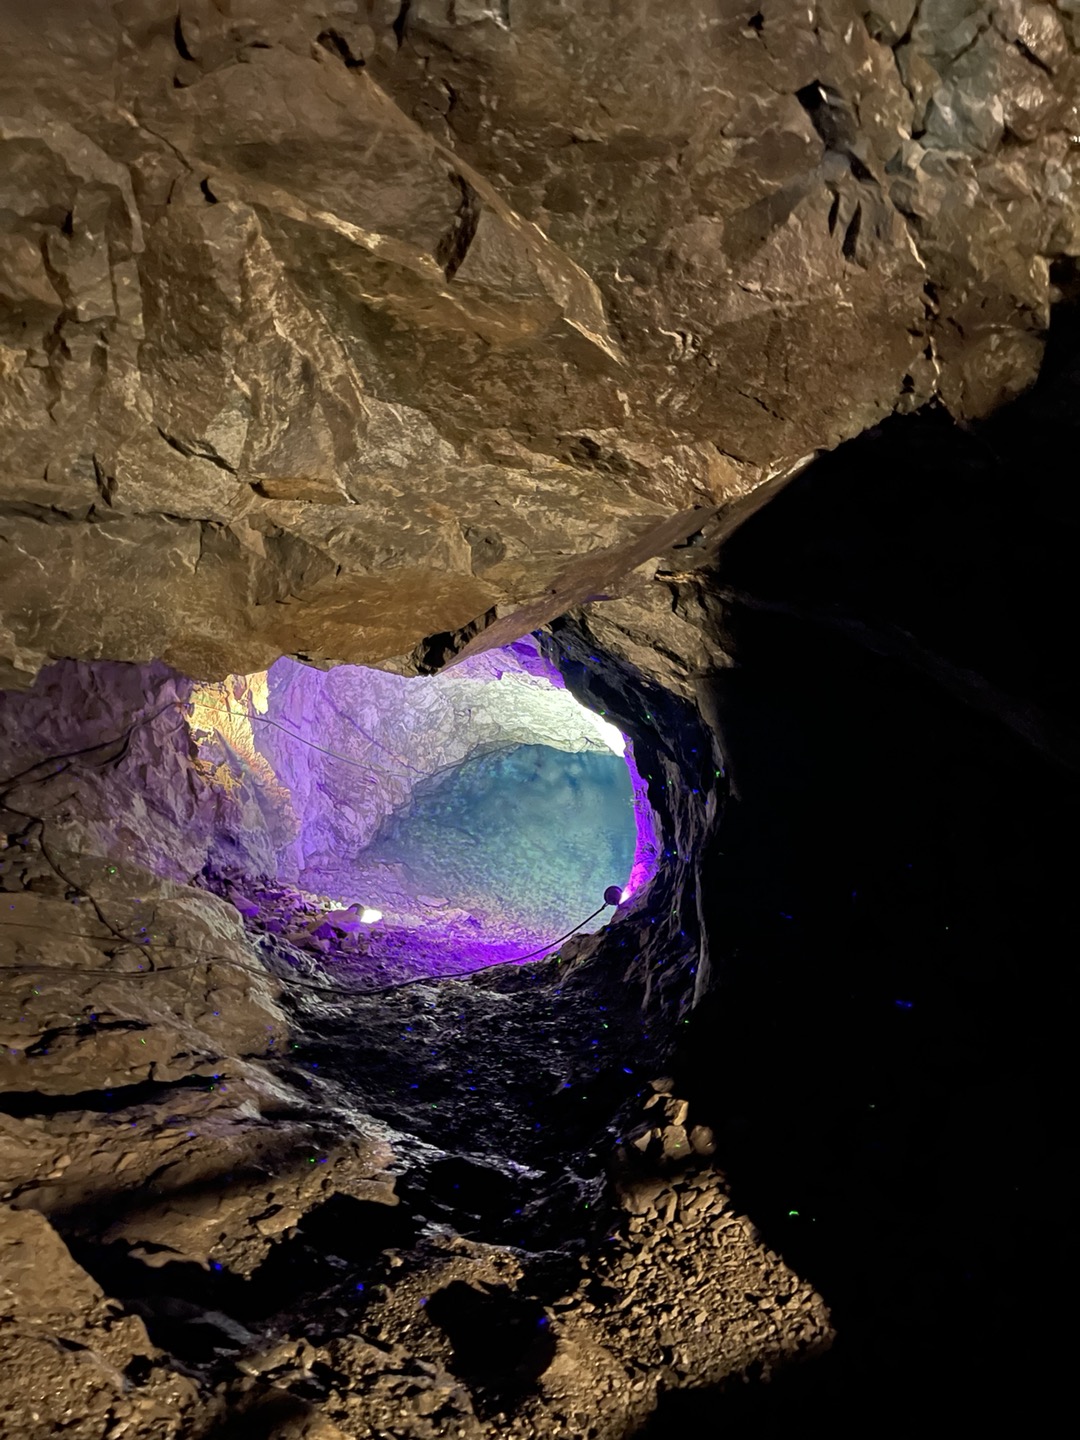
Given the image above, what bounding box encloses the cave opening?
[0,611,714,1310]
[182,636,661,987]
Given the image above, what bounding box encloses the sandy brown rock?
[2,2,1074,684]
[0,1206,200,1440]
[0,877,286,1096]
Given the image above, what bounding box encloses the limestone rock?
[0,879,286,1095]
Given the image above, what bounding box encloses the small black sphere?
[603,885,624,906]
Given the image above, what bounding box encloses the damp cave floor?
[267,939,663,1251]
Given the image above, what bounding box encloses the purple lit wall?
[0,646,662,990]
[186,639,663,982]
[623,747,661,902]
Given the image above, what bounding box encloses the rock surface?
[220,643,627,881]
[0,604,742,1436]
[2,1,1077,686]
[0,1206,200,1440]
[0,642,658,980]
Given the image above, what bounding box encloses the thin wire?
[0,902,613,997]
[190,704,380,782]
[480,903,607,965]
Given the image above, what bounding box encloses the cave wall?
[0,639,630,900]
[1,1,1079,1433]
[251,644,628,890]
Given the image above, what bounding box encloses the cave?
[0,4,1077,1437]
[186,639,658,982]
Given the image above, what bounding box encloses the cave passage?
[186,638,660,984]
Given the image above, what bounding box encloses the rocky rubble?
[0,1206,200,1440]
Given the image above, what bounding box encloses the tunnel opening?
[7,341,1074,1426]
[183,636,661,986]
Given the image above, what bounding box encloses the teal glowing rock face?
[366,743,638,945]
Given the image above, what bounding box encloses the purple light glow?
[622,740,661,902]
[190,640,662,985]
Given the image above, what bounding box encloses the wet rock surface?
[189,644,626,891]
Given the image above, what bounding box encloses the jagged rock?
[0,1205,201,1439]
[1,2,1075,685]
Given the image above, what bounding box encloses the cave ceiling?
[2,0,1076,685]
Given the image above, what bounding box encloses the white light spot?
[566,692,626,756]
[326,900,382,924]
